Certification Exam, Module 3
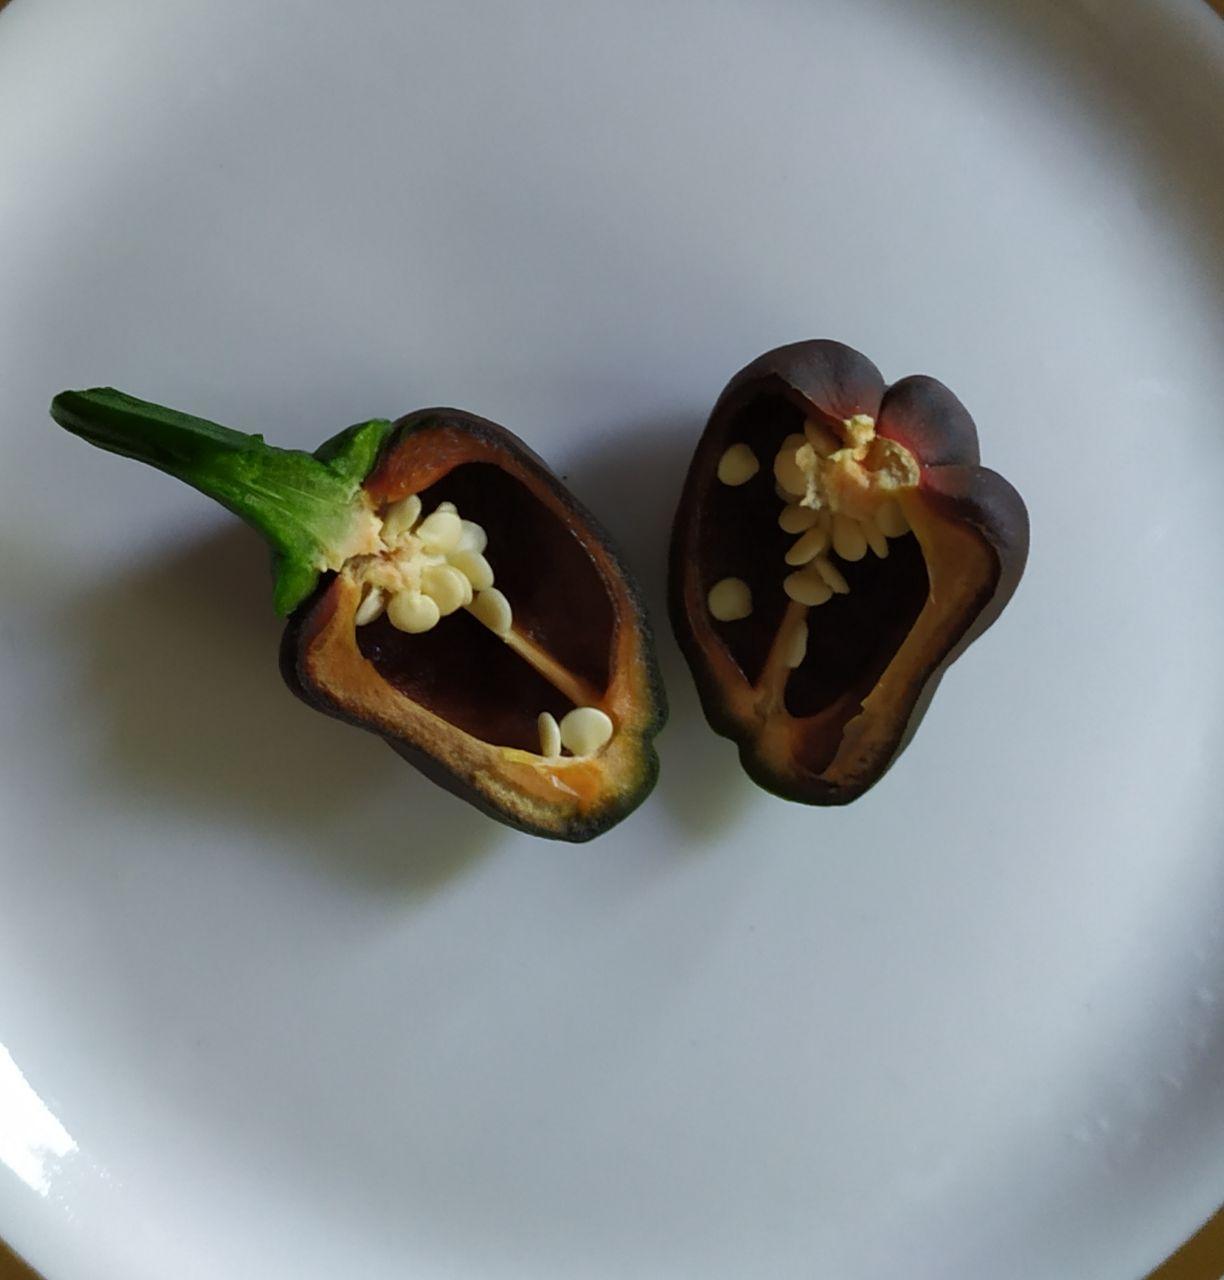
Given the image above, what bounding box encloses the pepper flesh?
[52,390,665,840]
[669,340,1028,804]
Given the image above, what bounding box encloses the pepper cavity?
[347,485,615,761]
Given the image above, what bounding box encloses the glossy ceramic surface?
[1,1,1223,1277]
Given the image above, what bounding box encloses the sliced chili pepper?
[669,340,1028,804]
[53,390,665,840]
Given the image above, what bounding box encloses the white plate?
[2,1,1223,1277]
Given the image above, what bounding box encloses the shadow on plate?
[60,414,753,890]
[64,524,497,894]
[567,413,757,844]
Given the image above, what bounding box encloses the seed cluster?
[777,498,906,609]
[355,495,510,636]
[711,413,917,637]
[773,417,911,611]
[354,492,615,759]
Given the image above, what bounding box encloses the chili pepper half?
[669,340,1028,805]
[52,390,666,841]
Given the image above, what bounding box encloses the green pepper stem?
[51,388,392,615]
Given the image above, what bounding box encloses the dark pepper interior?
[701,392,930,721]
[356,462,615,752]
[698,394,801,686]
[782,537,928,718]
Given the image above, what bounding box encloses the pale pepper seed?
[388,590,441,634]
[707,577,752,621]
[717,443,759,487]
[813,555,850,594]
[416,510,463,553]
[773,434,809,496]
[784,526,829,566]
[457,520,488,553]
[468,586,512,636]
[863,519,889,558]
[449,549,494,591]
[380,493,422,543]
[783,572,833,607]
[537,711,562,758]
[420,564,470,615]
[783,619,809,669]
[779,504,820,534]
[355,585,386,626]
[831,513,868,562]
[559,706,615,756]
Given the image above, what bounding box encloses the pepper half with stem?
[669,340,1028,805]
[52,389,666,841]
